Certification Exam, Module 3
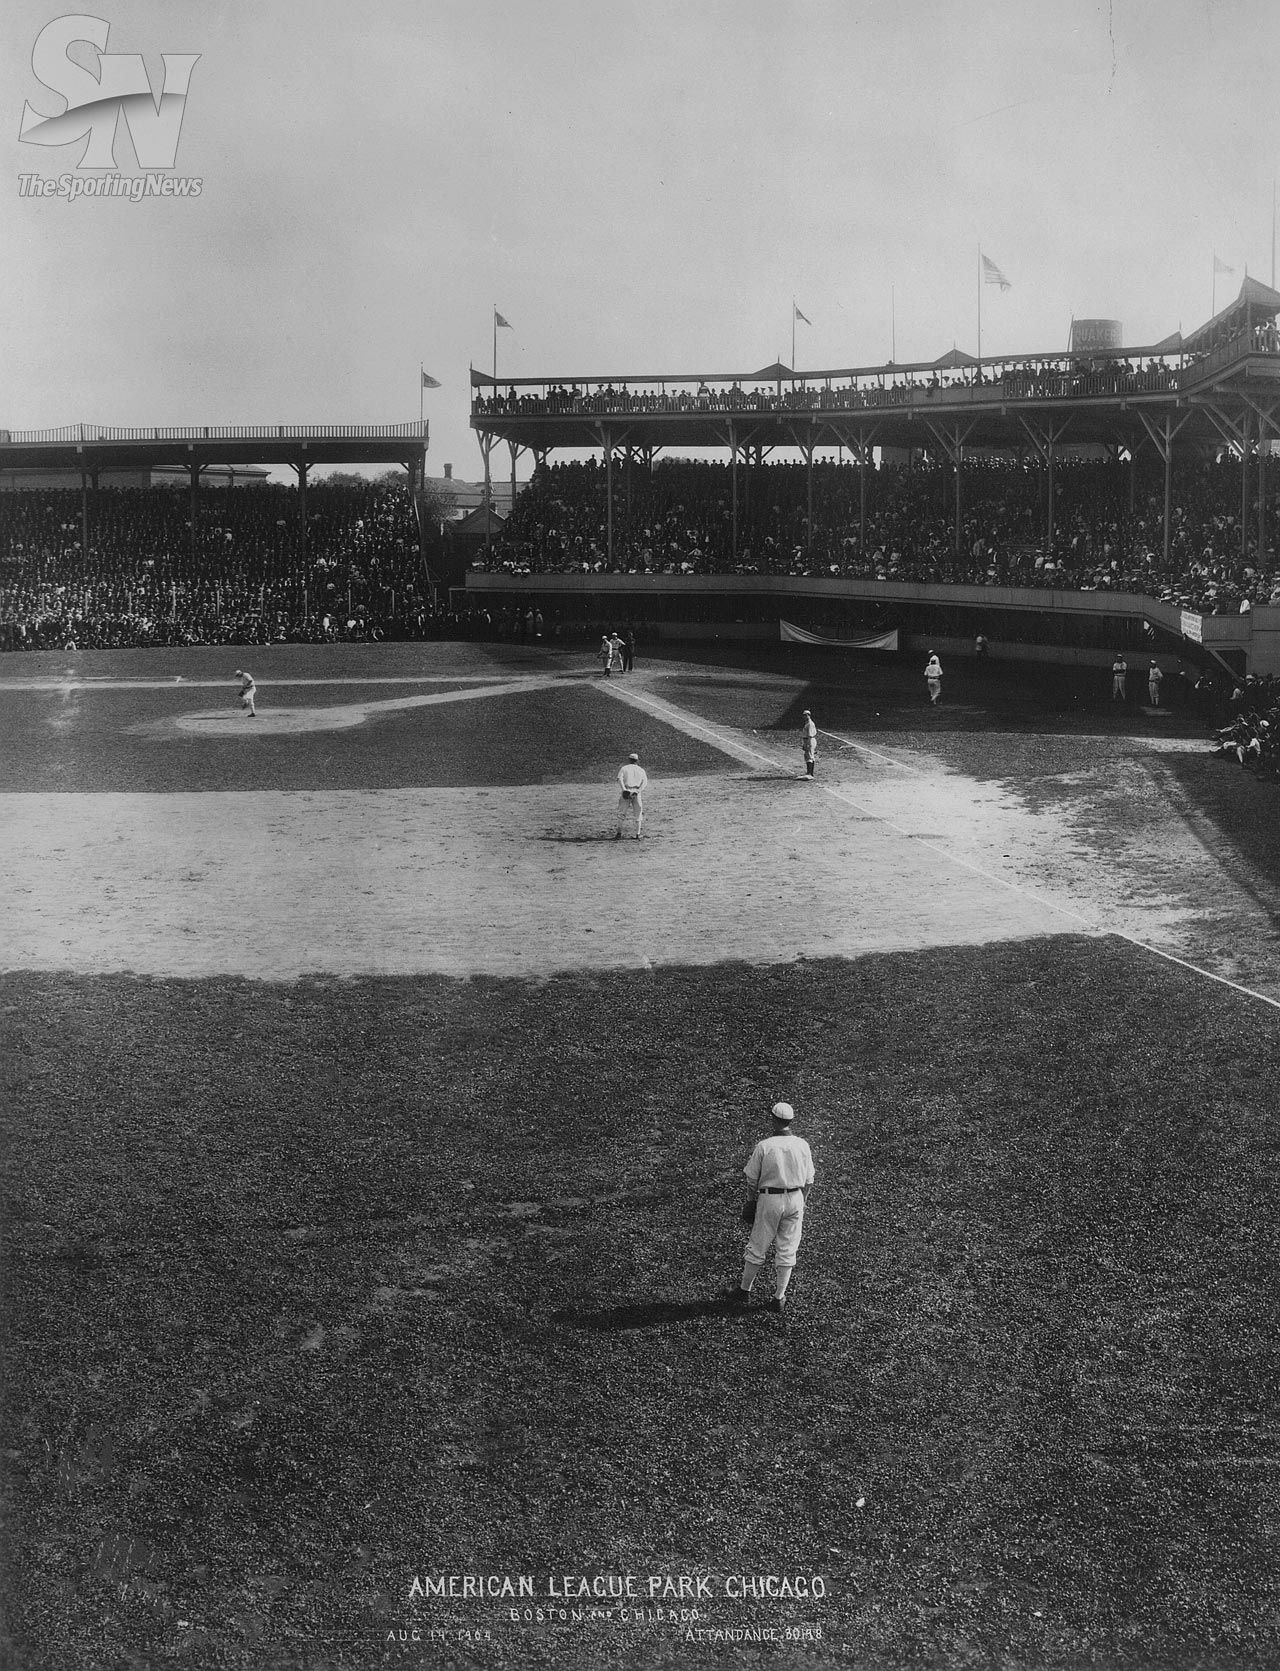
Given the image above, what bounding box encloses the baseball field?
[3,638,1280,1671]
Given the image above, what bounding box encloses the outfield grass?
[4,935,1280,1669]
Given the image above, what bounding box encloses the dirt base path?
[0,773,1070,979]
[5,664,1280,993]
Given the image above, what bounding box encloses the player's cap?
[628,752,639,761]
[771,1101,795,1123]
[802,709,811,715]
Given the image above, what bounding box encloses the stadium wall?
[461,572,1280,674]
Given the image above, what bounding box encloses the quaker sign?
[1070,318,1123,354]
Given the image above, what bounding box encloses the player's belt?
[758,1186,802,1194]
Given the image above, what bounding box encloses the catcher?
[724,1101,815,1317]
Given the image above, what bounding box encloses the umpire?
[725,1101,815,1316]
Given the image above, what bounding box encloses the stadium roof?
[1183,275,1280,353]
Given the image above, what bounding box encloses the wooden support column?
[1242,407,1251,564]
[1242,395,1280,568]
[1134,409,1194,572]
[80,465,89,565]
[955,434,962,556]
[477,433,494,555]
[923,418,976,558]
[189,457,199,566]
[730,424,738,566]
[1017,413,1073,560]
[295,459,308,561]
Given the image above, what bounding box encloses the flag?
[794,304,812,325]
[421,371,441,389]
[494,310,512,329]
[981,254,1012,291]
[1214,254,1234,275]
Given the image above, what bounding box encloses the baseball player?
[924,653,943,705]
[615,751,648,839]
[725,1101,815,1317]
[609,631,625,674]
[599,634,613,676]
[234,668,257,717]
[1147,660,1163,707]
[1112,655,1128,701]
[800,709,818,777]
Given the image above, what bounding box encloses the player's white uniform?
[616,760,648,838]
[924,655,943,705]
[1112,657,1127,700]
[743,1132,816,1273]
[800,715,818,777]
[236,670,257,716]
[1148,664,1163,706]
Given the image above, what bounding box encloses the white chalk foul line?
[599,679,1280,1017]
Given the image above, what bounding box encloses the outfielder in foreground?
[615,751,648,839]
[725,1101,815,1316]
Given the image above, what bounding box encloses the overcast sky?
[2,0,1278,480]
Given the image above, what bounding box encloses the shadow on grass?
[537,833,628,844]
[741,772,805,783]
[556,1296,749,1331]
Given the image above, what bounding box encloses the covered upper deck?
[469,279,1280,456]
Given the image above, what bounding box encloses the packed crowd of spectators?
[0,480,429,649]
[475,454,1280,615]
[473,355,1183,420]
[473,324,1280,423]
[1208,673,1280,774]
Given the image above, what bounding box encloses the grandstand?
[467,278,1280,677]
[0,422,439,648]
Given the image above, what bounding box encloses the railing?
[0,422,428,445]
[1180,329,1280,387]
[471,340,1280,425]
[472,365,1187,421]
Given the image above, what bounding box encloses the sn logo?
[19,14,198,170]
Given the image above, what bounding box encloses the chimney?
[443,463,452,479]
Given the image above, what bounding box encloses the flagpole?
[791,299,796,373]
[891,286,896,362]
[1212,256,1216,319]
[977,246,982,365]
[1272,178,1276,290]
[419,362,424,427]
[493,307,497,386]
